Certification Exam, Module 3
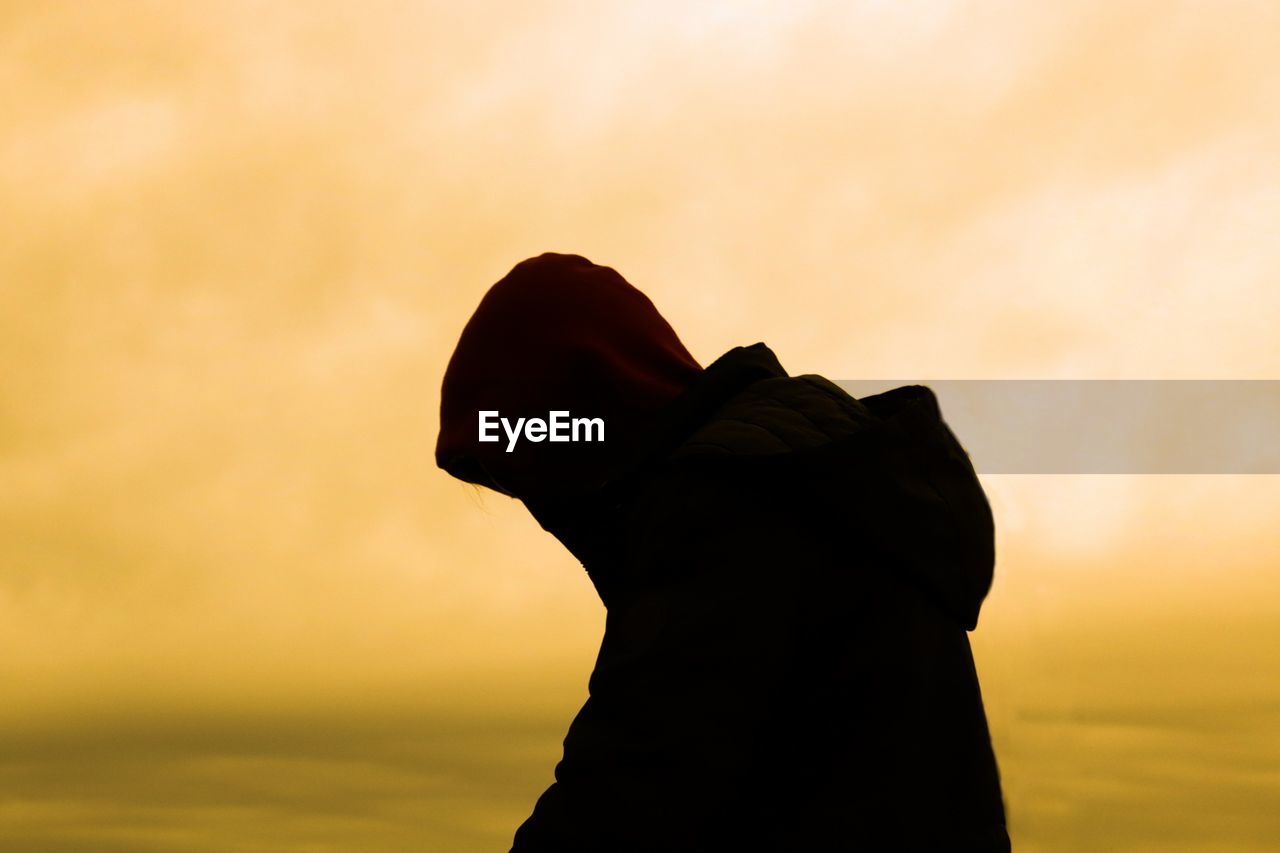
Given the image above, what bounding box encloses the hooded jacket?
[437,253,1007,851]
[512,342,1010,852]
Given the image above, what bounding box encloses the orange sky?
[3,2,1279,849]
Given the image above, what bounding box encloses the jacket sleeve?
[510,477,827,852]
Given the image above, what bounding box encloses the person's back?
[437,254,1009,851]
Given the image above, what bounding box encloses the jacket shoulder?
[669,374,876,459]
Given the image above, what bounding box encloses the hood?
[436,252,703,499]
[525,343,996,630]
[791,377,997,631]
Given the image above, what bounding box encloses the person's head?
[436,253,702,500]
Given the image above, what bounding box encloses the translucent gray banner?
[834,381,1280,474]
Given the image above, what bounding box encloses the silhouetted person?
[436,253,1010,852]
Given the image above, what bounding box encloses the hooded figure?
[437,253,1010,852]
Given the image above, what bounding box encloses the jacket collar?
[521,342,788,603]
